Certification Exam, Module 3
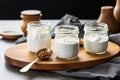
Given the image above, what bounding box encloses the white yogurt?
[84,33,108,54]
[27,22,51,53]
[54,37,79,59]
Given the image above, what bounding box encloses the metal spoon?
[20,48,53,72]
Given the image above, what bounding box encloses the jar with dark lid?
[20,10,42,36]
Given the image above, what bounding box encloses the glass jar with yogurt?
[54,25,79,60]
[84,22,109,54]
[27,21,51,53]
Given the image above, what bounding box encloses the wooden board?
[4,41,120,70]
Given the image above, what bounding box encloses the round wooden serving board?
[4,41,120,70]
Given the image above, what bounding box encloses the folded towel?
[53,58,120,80]
[50,14,83,38]
[109,33,120,46]
[15,35,26,44]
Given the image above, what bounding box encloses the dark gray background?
[0,0,115,19]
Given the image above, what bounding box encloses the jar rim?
[84,21,108,32]
[21,10,41,16]
[27,21,51,30]
[55,24,79,34]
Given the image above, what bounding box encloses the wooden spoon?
[0,31,23,40]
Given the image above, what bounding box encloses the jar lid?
[21,10,42,16]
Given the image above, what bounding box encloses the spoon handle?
[20,58,39,72]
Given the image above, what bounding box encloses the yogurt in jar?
[27,21,51,53]
[54,37,79,59]
[84,33,108,54]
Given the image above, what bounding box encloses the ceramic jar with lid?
[20,10,42,36]
[54,25,79,60]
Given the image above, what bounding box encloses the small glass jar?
[27,21,51,53]
[83,22,109,54]
[54,25,79,60]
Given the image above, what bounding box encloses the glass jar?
[54,25,79,60]
[84,22,109,54]
[27,21,51,53]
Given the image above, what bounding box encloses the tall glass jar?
[84,22,109,54]
[27,21,51,53]
[54,25,79,60]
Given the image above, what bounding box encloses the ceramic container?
[20,10,42,36]
[114,0,120,32]
[97,6,118,33]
